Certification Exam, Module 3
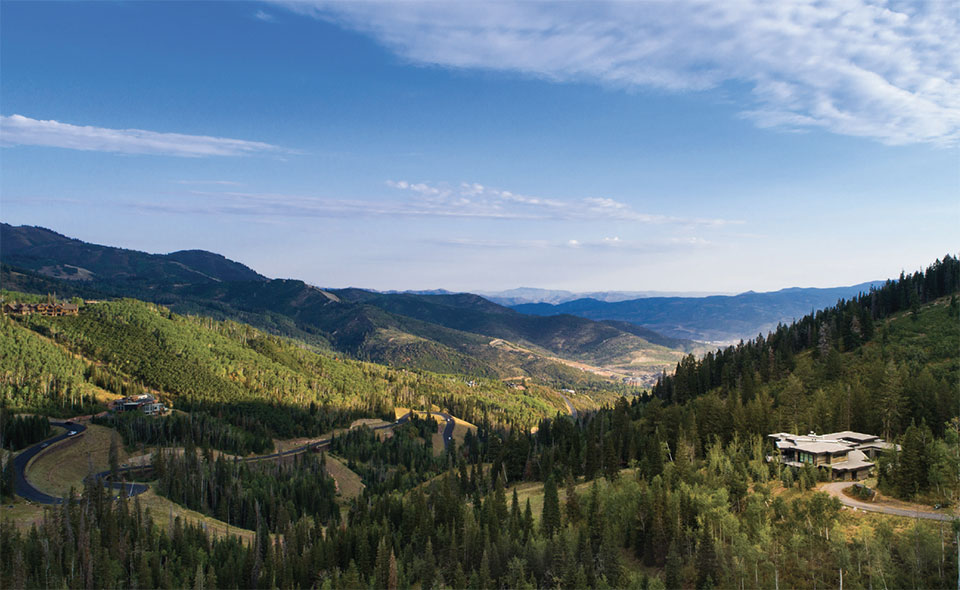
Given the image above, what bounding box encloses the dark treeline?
[652,255,959,438]
[154,447,340,533]
[879,418,960,500]
[328,416,448,495]
[654,255,958,404]
[95,410,274,456]
[0,412,51,451]
[174,399,386,442]
[3,404,958,589]
[96,400,377,456]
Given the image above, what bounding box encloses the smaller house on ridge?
[115,394,166,416]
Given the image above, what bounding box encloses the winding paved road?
[821,482,959,522]
[557,392,577,419]
[12,421,86,504]
[14,411,456,505]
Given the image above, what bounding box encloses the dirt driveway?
[820,482,958,522]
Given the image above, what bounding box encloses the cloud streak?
[254,10,276,22]
[276,0,960,146]
[0,114,288,157]
[78,179,736,226]
[386,180,738,226]
[429,235,712,253]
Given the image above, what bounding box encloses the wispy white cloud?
[254,10,276,22]
[96,181,737,226]
[429,235,712,252]
[386,180,739,226]
[0,114,288,157]
[275,0,960,146]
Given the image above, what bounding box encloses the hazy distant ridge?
[479,287,734,306]
[512,283,885,343]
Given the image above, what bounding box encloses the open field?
[507,469,641,522]
[350,418,393,429]
[0,500,47,530]
[430,431,450,455]
[325,454,364,500]
[136,489,255,544]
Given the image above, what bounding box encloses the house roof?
[857,441,895,450]
[770,431,891,455]
[831,450,874,471]
[823,431,880,443]
[793,440,853,454]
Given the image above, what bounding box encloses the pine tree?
[564,478,581,524]
[599,523,622,587]
[541,475,561,538]
[896,421,933,498]
[603,434,620,480]
[375,538,392,590]
[341,560,362,590]
[696,528,719,589]
[665,539,682,589]
[879,361,905,441]
[523,499,534,542]
[421,539,436,590]
[387,550,398,590]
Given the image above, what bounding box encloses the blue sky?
[1,1,957,293]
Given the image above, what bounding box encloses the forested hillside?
[0,296,580,435]
[652,255,959,440]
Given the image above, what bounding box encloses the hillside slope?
[1,296,574,428]
[649,254,959,447]
[1,223,265,284]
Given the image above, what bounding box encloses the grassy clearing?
[451,423,473,446]
[430,431,446,456]
[325,454,364,500]
[8,459,252,542]
[0,501,47,531]
[350,418,392,429]
[507,469,641,523]
[136,489,255,544]
[26,422,143,497]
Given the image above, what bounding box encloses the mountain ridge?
[0,224,688,386]
[512,281,886,343]
[1,223,266,284]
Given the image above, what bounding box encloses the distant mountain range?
[511,282,885,343]
[1,223,888,382]
[0,224,693,386]
[477,287,734,306]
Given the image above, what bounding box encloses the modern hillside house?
[115,394,166,416]
[767,431,896,481]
